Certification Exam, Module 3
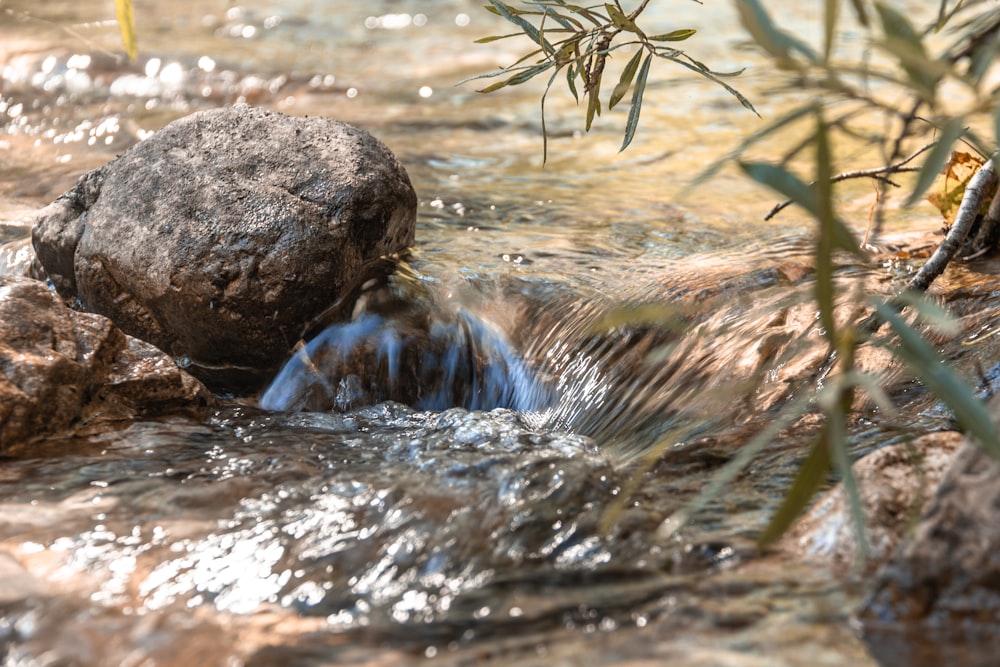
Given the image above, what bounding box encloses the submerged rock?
[31,105,417,392]
[861,437,1000,628]
[0,275,213,451]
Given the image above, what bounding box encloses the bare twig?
[869,102,925,243]
[906,157,997,292]
[763,142,933,221]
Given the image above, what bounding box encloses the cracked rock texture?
[0,275,213,451]
[31,105,417,392]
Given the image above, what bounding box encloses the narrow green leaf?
[531,2,580,30]
[544,0,604,27]
[585,72,602,130]
[843,370,897,417]
[690,103,815,190]
[479,78,513,93]
[659,391,815,541]
[896,289,960,336]
[605,3,635,31]
[474,33,521,43]
[566,60,580,102]
[825,382,868,564]
[875,301,1000,457]
[540,65,563,164]
[477,61,554,92]
[620,53,651,152]
[609,48,643,109]
[874,2,925,51]
[815,111,838,342]
[648,29,696,42]
[739,161,821,218]
[935,0,966,32]
[664,53,758,115]
[817,115,861,258]
[874,2,940,101]
[737,0,817,66]
[758,432,832,548]
[738,158,861,258]
[823,0,839,63]
[508,61,556,84]
[904,116,966,207]
[460,67,520,85]
[114,0,138,61]
[488,0,555,53]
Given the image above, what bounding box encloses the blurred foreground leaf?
[875,300,1000,458]
[114,0,137,60]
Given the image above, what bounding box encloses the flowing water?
[0,1,981,665]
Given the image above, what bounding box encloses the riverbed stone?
[782,431,964,575]
[31,104,417,391]
[860,437,1000,627]
[0,275,212,451]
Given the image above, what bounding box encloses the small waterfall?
[260,293,555,414]
[259,275,710,456]
[260,266,812,457]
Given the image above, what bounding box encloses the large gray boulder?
[0,275,213,451]
[32,105,417,391]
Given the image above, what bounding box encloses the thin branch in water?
[906,157,997,292]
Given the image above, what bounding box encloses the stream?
[0,1,981,665]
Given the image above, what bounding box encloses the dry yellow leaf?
[927,151,987,226]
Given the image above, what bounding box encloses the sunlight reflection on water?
[0,1,952,664]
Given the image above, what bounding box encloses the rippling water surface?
[0,1,960,665]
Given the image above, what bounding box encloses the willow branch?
[906,157,997,292]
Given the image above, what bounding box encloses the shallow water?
[0,1,975,665]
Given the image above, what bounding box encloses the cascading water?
[260,270,729,460]
[261,295,554,415]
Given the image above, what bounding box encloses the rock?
[0,275,213,451]
[782,432,964,575]
[32,105,417,392]
[860,437,1000,627]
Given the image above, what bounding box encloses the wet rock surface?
[783,432,964,575]
[0,275,213,451]
[860,436,1000,628]
[31,105,417,392]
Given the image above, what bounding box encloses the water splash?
[261,299,554,414]
[259,277,703,457]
